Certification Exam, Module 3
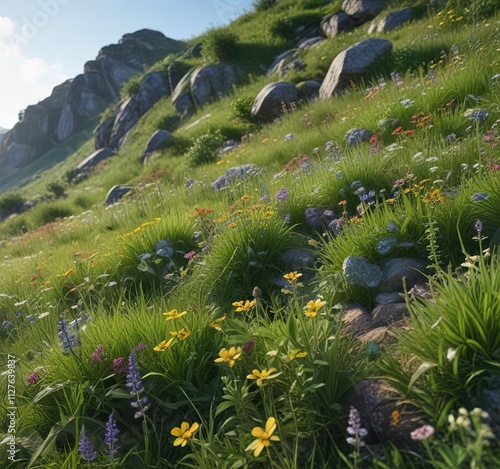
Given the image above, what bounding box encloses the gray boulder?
[190,64,238,107]
[266,50,295,76]
[251,82,298,122]
[212,164,260,191]
[282,248,316,271]
[319,38,393,98]
[377,236,398,255]
[172,71,195,117]
[297,80,322,101]
[279,59,305,77]
[379,258,427,293]
[368,7,413,33]
[143,130,172,163]
[346,128,373,146]
[343,256,383,288]
[374,291,405,304]
[464,108,489,123]
[320,13,356,38]
[94,115,115,150]
[297,37,325,49]
[105,185,134,205]
[341,0,384,23]
[74,148,113,178]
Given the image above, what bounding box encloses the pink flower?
[27,371,39,385]
[410,424,435,441]
[91,344,104,362]
[135,343,146,352]
[113,357,128,373]
[184,250,196,260]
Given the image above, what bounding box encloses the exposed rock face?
[320,13,356,38]
[368,7,413,33]
[266,50,295,76]
[105,185,134,205]
[251,82,298,122]
[297,37,325,49]
[0,29,185,180]
[297,80,322,101]
[191,64,238,107]
[341,0,384,23]
[212,164,260,191]
[143,130,172,164]
[319,38,393,99]
[74,148,113,179]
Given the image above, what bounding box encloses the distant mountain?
[0,127,9,135]
[0,29,185,181]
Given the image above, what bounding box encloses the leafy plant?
[201,28,238,63]
[186,129,225,167]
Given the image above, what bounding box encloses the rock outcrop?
[368,7,413,33]
[319,38,393,99]
[251,82,298,122]
[0,29,185,181]
[320,13,356,38]
[341,0,384,24]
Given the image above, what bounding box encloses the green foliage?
[231,96,254,122]
[186,129,225,167]
[267,16,294,41]
[121,74,142,98]
[46,181,66,198]
[253,0,278,12]
[201,28,238,63]
[0,192,25,218]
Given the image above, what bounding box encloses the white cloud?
[0,16,68,128]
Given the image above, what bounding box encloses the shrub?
[201,28,238,63]
[46,181,66,198]
[186,129,225,167]
[231,96,254,122]
[0,192,25,218]
[267,16,295,41]
[253,0,278,11]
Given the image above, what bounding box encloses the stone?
[219,140,240,155]
[282,248,316,271]
[341,0,384,23]
[375,291,405,304]
[143,130,172,164]
[172,71,195,117]
[371,303,408,328]
[378,117,399,130]
[368,8,413,33]
[343,304,372,337]
[94,115,115,150]
[319,38,393,99]
[297,80,321,101]
[212,164,260,191]
[345,128,373,146]
[358,326,391,344]
[251,82,298,122]
[320,13,356,38]
[377,236,398,255]
[105,185,134,205]
[74,148,113,177]
[297,36,325,49]
[342,256,383,288]
[305,207,323,229]
[266,50,295,76]
[190,64,238,107]
[464,108,489,123]
[379,258,427,293]
[279,59,305,77]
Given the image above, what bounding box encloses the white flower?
[447,348,457,361]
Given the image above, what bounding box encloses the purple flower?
[276,187,289,201]
[134,343,146,352]
[91,344,104,363]
[79,426,97,462]
[346,406,367,446]
[475,219,483,233]
[243,339,255,354]
[410,424,435,441]
[184,250,196,260]
[126,351,150,418]
[104,412,121,458]
[112,357,128,373]
[305,207,322,229]
[27,371,39,385]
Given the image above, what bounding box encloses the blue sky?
[0,0,254,128]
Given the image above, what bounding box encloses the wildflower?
[303,299,327,318]
[27,371,39,385]
[170,328,191,340]
[171,421,199,447]
[154,338,174,352]
[91,344,104,362]
[244,339,255,354]
[104,412,121,458]
[471,192,489,202]
[214,347,242,367]
[246,417,280,457]
[390,410,401,426]
[2,320,13,330]
[422,189,444,204]
[232,299,256,312]
[410,424,435,441]
[209,315,227,331]
[288,349,307,360]
[57,319,80,354]
[275,187,289,201]
[475,219,483,233]
[283,133,295,142]
[79,426,97,462]
[163,308,188,321]
[184,250,196,259]
[346,406,368,446]
[135,343,146,352]
[126,351,150,418]
[283,271,302,284]
[247,368,281,386]
[112,357,128,373]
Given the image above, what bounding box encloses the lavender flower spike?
[79,425,97,462]
[346,406,368,446]
[104,412,121,458]
[126,350,150,418]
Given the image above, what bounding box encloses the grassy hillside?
[1,0,500,467]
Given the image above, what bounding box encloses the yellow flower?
[303,299,327,318]
[247,368,281,386]
[232,299,256,312]
[171,421,199,447]
[422,188,444,204]
[229,222,237,228]
[283,271,302,284]
[209,315,227,331]
[288,349,308,361]
[170,328,191,340]
[214,347,242,367]
[246,417,280,457]
[163,309,188,321]
[153,338,174,352]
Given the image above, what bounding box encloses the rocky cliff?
[0,29,185,181]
